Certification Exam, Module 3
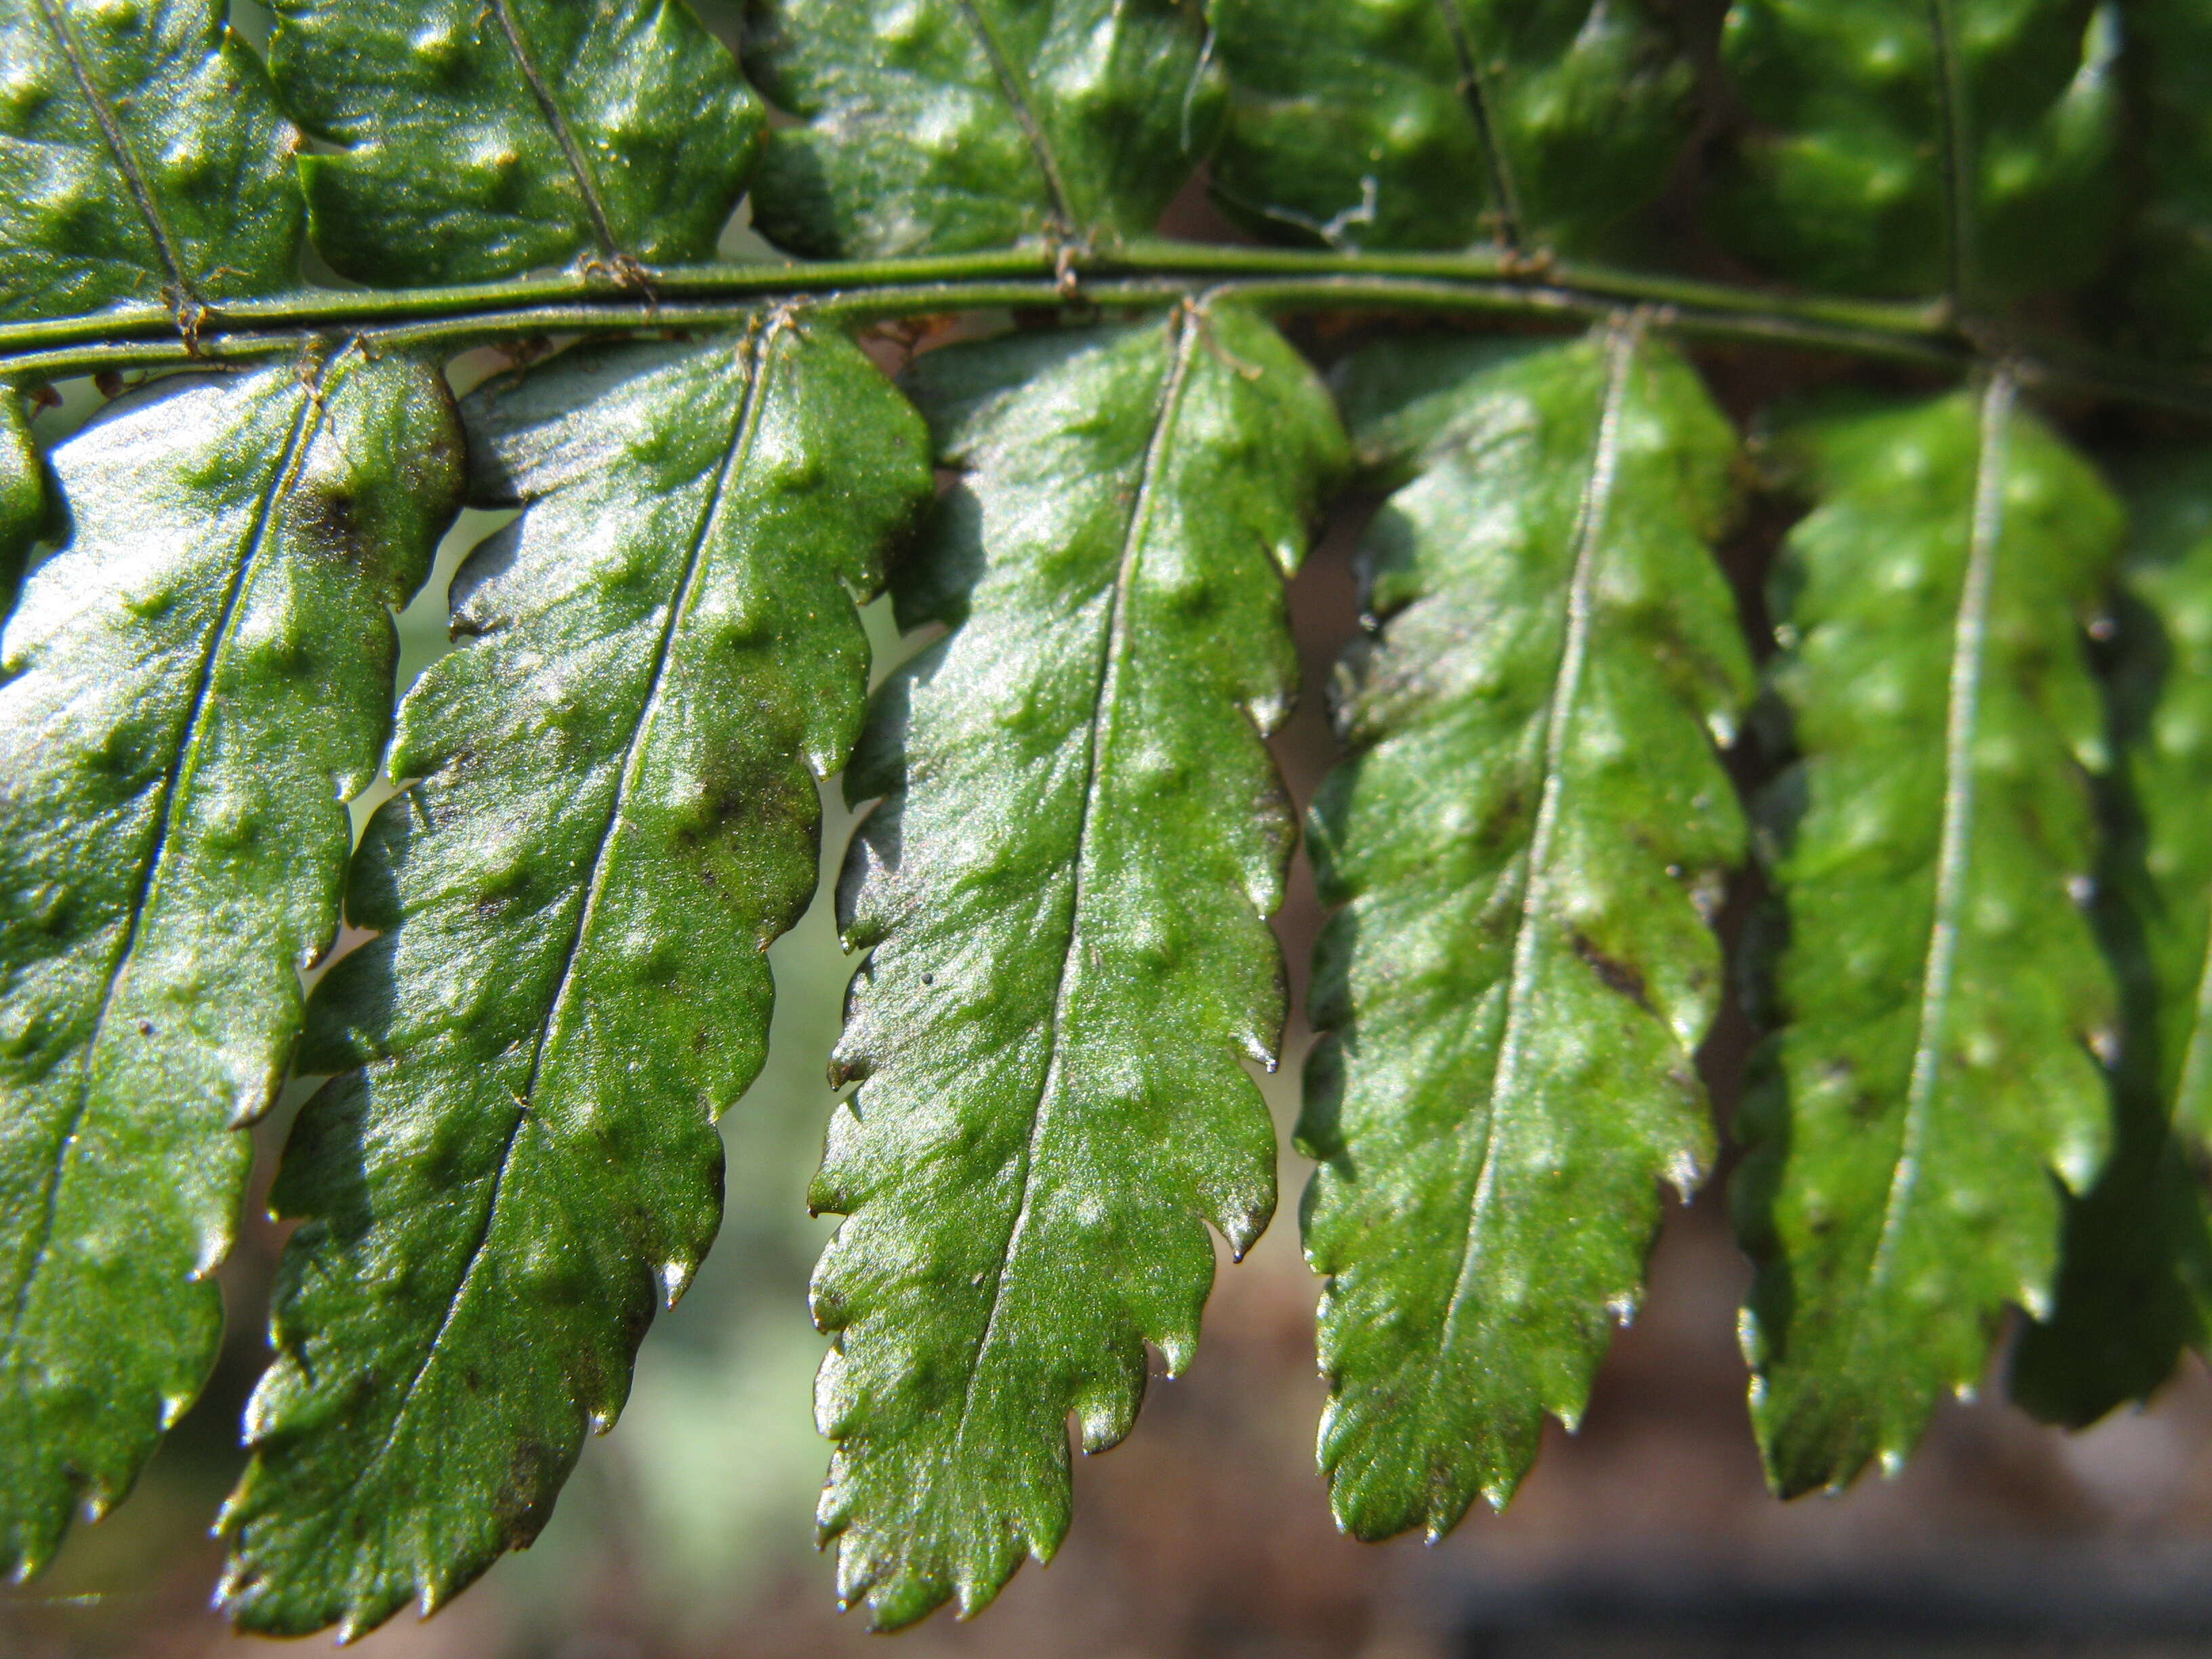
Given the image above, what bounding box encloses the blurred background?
[15,1,2212,1650]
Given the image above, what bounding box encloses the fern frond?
[0,0,303,319]
[1208,0,1694,253]
[743,0,1219,258]
[1712,0,2121,302]
[218,319,930,1639]
[1303,322,1749,1540]
[0,348,459,1578]
[811,301,1346,1628]
[265,0,762,285]
[2014,445,2212,1423]
[1736,380,2122,1494]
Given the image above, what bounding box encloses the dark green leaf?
[2106,2,2212,354]
[1711,0,2121,304]
[2009,1076,2212,1426]
[813,303,1346,1627]
[0,0,303,320]
[265,0,761,286]
[2014,447,2212,1423]
[0,349,459,1578]
[2109,453,2212,1154]
[0,388,47,617]
[743,0,1218,259]
[1208,0,1693,254]
[1303,323,1749,1540]
[1736,380,2122,1495]
[219,317,931,1639]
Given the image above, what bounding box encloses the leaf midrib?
[485,0,625,263]
[1435,0,1525,249]
[0,366,325,1380]
[1925,0,1974,306]
[950,0,1079,239]
[1425,321,1640,1475]
[1868,372,2016,1292]
[949,307,1203,1456]
[323,322,780,1511]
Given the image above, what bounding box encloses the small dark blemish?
[1572,933,1650,1011]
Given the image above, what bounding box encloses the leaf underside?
[218,318,930,1640]
[811,302,1346,1629]
[0,0,2210,1633]
[1736,382,2123,1495]
[0,350,459,1578]
[1302,323,1750,1540]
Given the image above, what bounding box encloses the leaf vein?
[949,0,1079,241]
[329,320,780,1500]
[949,305,1204,1454]
[1435,0,1524,249]
[1924,0,1974,306]
[28,0,195,306]
[485,0,626,264]
[1429,315,1641,1452]
[1871,369,2015,1288]
[0,364,326,1367]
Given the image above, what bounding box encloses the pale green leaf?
[0,349,459,1577]
[812,303,1347,1628]
[1303,323,1749,1540]
[219,317,931,1639]
[1736,380,2122,1494]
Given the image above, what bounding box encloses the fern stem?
[3,254,2207,416]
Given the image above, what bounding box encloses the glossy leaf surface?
[219,319,930,1639]
[743,0,1218,259]
[0,389,45,615]
[0,350,459,1578]
[0,0,303,321]
[1304,325,1750,1540]
[1711,0,2121,304]
[0,0,304,320]
[1208,0,1693,254]
[2014,449,2212,1422]
[266,0,762,286]
[1736,382,2121,1494]
[813,304,1346,1627]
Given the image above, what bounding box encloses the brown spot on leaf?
[1572,932,1650,1010]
